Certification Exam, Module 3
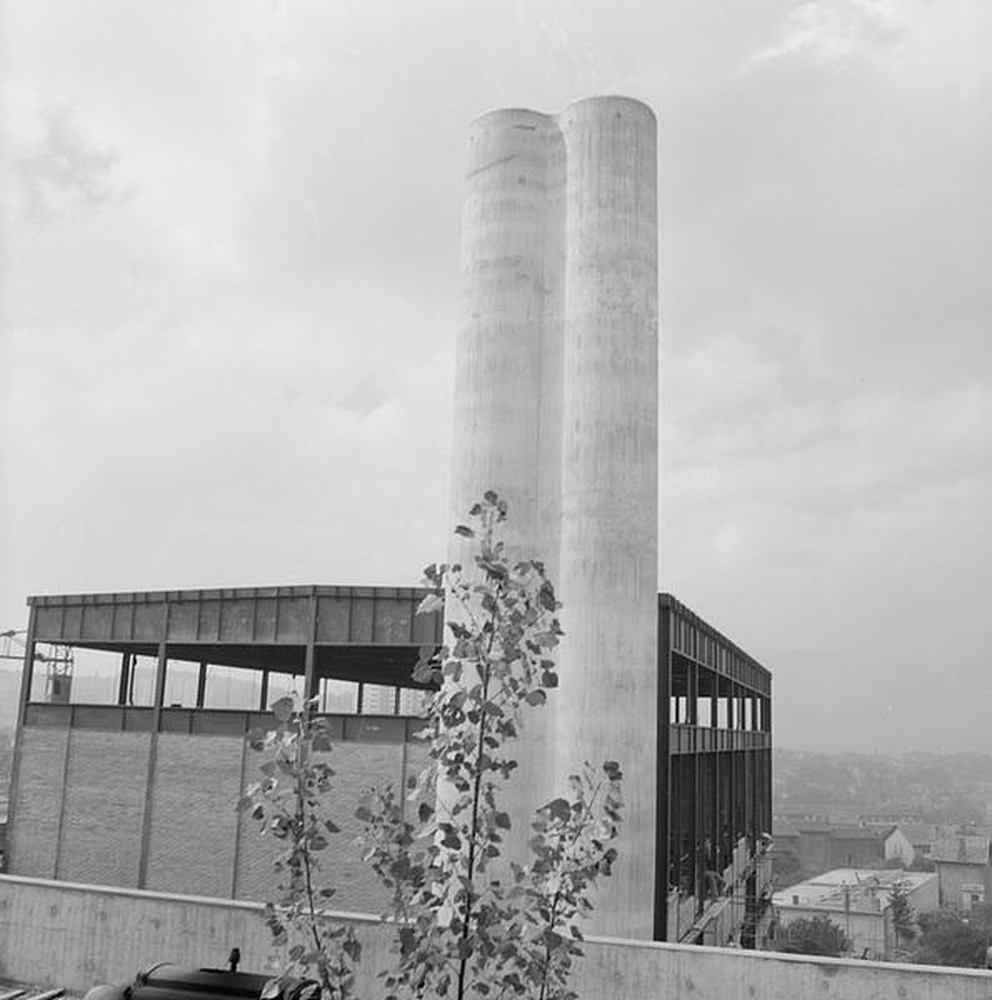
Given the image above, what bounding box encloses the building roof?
[773,822,801,839]
[793,824,889,840]
[26,585,442,687]
[830,826,893,841]
[932,836,991,866]
[773,869,936,914]
[899,823,939,847]
[658,592,771,692]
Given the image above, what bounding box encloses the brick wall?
[10,722,433,908]
[57,730,150,886]
[146,734,244,898]
[8,727,67,878]
[318,742,403,912]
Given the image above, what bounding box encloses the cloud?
[744,0,992,96]
[661,320,991,750]
[1,0,989,752]
[665,326,990,516]
[744,0,905,71]
[10,102,132,224]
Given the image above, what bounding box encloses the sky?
[1,0,989,754]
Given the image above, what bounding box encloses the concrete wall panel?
[2,875,990,999]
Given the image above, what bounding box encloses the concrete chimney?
[450,96,659,939]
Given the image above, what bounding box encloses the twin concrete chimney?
[449,96,659,938]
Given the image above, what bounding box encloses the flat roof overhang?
[25,585,772,695]
[27,584,443,688]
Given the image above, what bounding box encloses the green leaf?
[454,524,475,538]
[311,731,332,753]
[541,797,570,822]
[417,592,444,615]
[272,696,295,723]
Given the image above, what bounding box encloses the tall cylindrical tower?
[450,108,564,556]
[449,108,564,846]
[450,96,659,938]
[555,96,659,939]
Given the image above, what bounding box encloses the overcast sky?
[1,0,989,754]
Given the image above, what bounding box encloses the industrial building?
[7,95,774,953]
[6,582,771,945]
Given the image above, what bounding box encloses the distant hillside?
[774,747,992,826]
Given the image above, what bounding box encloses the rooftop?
[932,835,991,866]
[26,584,442,688]
[773,869,936,914]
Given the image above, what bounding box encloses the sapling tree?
[242,492,624,1000]
[239,696,362,998]
[888,879,917,953]
[360,491,624,1000]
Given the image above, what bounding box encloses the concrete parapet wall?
[1,875,990,998]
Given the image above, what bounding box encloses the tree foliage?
[779,915,850,957]
[887,880,916,951]
[239,697,361,998]
[362,492,623,1000]
[242,492,623,1000]
[914,904,992,968]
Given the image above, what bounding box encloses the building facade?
[773,869,938,961]
[932,835,992,911]
[7,583,772,945]
[7,96,777,951]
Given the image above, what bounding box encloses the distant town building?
[897,823,944,865]
[773,869,938,961]
[882,827,916,868]
[796,825,893,873]
[772,823,918,881]
[932,835,992,911]
[771,821,801,861]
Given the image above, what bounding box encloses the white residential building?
[773,868,938,961]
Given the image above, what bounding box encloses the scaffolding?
[0,629,75,702]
